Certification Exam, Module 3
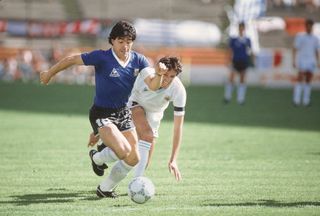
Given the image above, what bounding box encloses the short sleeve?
[140,67,154,80]
[138,55,150,71]
[81,50,102,66]
[172,80,187,116]
[229,38,233,48]
[247,38,252,48]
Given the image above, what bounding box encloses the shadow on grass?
[0,188,130,206]
[308,152,320,156]
[1,190,97,206]
[1,81,320,131]
[202,199,320,208]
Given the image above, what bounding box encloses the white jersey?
[294,32,320,72]
[129,72,186,115]
[128,71,186,137]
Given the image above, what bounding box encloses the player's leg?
[97,107,140,197]
[237,70,247,105]
[88,106,131,176]
[131,106,153,178]
[224,69,236,103]
[146,140,156,168]
[293,71,304,106]
[98,129,139,196]
[98,125,132,159]
[302,71,313,106]
[91,124,129,167]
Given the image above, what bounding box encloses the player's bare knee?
[130,156,140,166]
[140,130,154,143]
[114,145,131,160]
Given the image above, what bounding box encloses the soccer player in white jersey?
[292,18,320,107]
[129,56,186,181]
[91,56,186,181]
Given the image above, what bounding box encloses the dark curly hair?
[159,56,183,75]
[108,20,136,45]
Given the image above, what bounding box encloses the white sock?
[237,84,246,104]
[302,84,311,106]
[224,82,233,101]
[93,147,119,165]
[293,83,302,105]
[99,160,133,192]
[134,140,152,178]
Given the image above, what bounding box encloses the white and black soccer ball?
[128,177,155,204]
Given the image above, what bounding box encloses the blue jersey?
[81,49,150,109]
[229,37,251,63]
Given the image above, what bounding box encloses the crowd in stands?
[268,0,320,11]
[0,48,95,85]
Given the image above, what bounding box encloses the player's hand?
[155,62,168,76]
[168,160,182,181]
[40,70,52,85]
[87,132,99,147]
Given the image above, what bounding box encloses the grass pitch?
[0,81,319,216]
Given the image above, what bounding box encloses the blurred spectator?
[0,47,95,85]
[268,0,319,10]
[18,49,34,82]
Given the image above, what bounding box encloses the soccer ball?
[128,177,155,204]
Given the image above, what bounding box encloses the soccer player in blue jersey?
[224,22,254,105]
[40,20,168,198]
[90,57,186,181]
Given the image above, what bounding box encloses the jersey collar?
[111,48,131,68]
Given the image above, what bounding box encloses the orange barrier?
[0,47,20,59]
[0,46,229,66]
[142,47,228,65]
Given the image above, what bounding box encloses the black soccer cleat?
[223,98,230,104]
[97,143,106,152]
[96,186,118,198]
[89,150,108,176]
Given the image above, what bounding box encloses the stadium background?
[1,0,320,87]
[0,1,320,216]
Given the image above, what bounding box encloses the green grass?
[0,81,320,216]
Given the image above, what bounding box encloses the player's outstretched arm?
[144,62,168,91]
[168,115,184,181]
[40,54,84,85]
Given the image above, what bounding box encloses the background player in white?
[292,18,320,107]
[90,56,186,181]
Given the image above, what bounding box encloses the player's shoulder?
[86,49,111,57]
[296,32,307,38]
[171,78,186,93]
[93,49,110,54]
[131,50,147,60]
[229,37,237,43]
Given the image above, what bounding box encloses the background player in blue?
[224,22,254,105]
[40,20,168,198]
